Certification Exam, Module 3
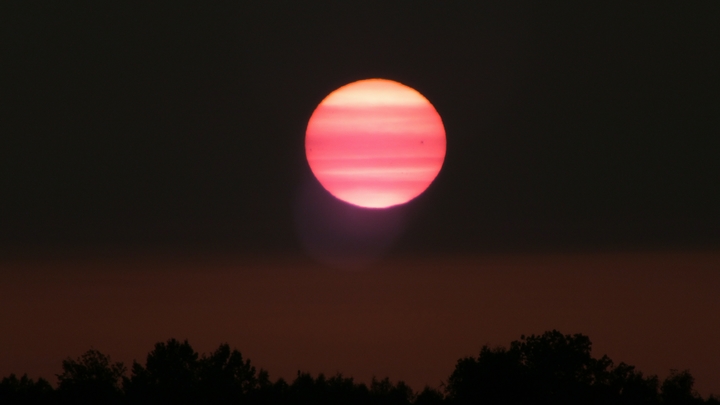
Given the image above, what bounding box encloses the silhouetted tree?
[446,345,528,405]
[123,338,200,405]
[281,371,377,405]
[370,377,414,405]
[661,369,703,405]
[254,376,291,405]
[197,343,259,404]
[447,330,668,405]
[123,339,266,405]
[515,330,616,404]
[414,386,445,405]
[605,362,660,405]
[288,371,325,405]
[55,349,125,405]
[325,373,370,405]
[3,332,718,405]
[0,374,54,405]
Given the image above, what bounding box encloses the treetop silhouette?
[1,331,716,405]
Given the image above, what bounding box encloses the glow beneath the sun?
[305,79,446,209]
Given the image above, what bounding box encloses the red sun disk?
[305,79,447,209]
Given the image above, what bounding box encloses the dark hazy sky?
[2,252,720,395]
[2,2,718,255]
[1,0,719,397]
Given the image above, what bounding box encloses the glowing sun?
[305,79,446,208]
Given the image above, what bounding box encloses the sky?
[1,1,719,396]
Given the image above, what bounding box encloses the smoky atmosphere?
[1,2,719,404]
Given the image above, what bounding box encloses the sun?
[305,79,446,209]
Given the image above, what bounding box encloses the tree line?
[1,330,717,405]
